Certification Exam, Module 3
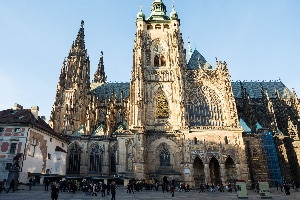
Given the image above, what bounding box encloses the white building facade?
[0,104,69,184]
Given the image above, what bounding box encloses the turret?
[94,51,107,83]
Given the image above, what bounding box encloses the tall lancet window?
[156,94,169,118]
[154,55,160,66]
[68,143,81,173]
[89,143,103,173]
[160,55,166,66]
[159,143,170,167]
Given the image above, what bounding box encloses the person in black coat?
[284,184,290,195]
[110,181,116,200]
[51,184,59,200]
[8,180,15,193]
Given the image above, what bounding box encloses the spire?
[49,20,91,134]
[148,0,169,20]
[170,1,178,20]
[94,51,107,83]
[136,5,145,20]
[187,38,193,60]
[74,20,85,50]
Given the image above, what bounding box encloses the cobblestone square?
[0,185,299,200]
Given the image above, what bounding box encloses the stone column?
[102,141,110,175]
[204,163,210,184]
[80,142,88,175]
[220,163,226,184]
[134,133,146,179]
[117,138,128,173]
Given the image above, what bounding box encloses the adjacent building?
[0,104,69,184]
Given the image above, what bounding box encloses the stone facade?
[48,0,300,187]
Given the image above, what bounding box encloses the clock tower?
[129,0,187,179]
[129,0,186,132]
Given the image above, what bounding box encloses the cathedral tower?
[129,0,186,132]
[49,21,91,135]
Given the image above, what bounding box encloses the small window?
[164,24,169,29]
[14,128,21,133]
[10,143,17,154]
[147,25,153,30]
[154,55,160,66]
[48,153,51,160]
[49,138,52,142]
[155,24,161,29]
[62,143,64,148]
[194,137,198,145]
[224,136,229,144]
[0,127,4,132]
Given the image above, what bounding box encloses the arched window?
[194,137,198,145]
[111,152,116,173]
[224,136,229,144]
[68,143,81,173]
[89,143,103,173]
[154,55,160,66]
[160,144,170,167]
[147,25,153,30]
[160,55,166,66]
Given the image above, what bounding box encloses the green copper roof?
[239,118,251,132]
[232,81,294,99]
[147,0,170,21]
[91,82,130,100]
[187,50,212,69]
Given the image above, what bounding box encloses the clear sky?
[0,0,299,120]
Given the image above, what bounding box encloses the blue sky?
[0,0,299,120]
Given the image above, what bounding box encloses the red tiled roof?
[0,109,69,142]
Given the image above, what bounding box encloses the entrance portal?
[209,157,220,185]
[193,157,205,186]
[225,156,237,183]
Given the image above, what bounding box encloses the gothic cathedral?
[49,0,300,187]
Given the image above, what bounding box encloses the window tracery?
[89,143,103,172]
[68,143,81,173]
[159,143,170,167]
[156,94,169,118]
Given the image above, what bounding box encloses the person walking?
[44,178,50,191]
[51,183,59,200]
[170,184,175,197]
[8,179,15,193]
[110,181,116,200]
[91,184,98,196]
[107,182,111,195]
[284,184,290,195]
[29,178,33,190]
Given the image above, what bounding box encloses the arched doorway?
[209,157,220,185]
[193,157,205,186]
[225,156,237,183]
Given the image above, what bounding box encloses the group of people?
[275,181,291,195]
[198,183,229,193]
[46,179,117,200]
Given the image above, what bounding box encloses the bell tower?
[129,0,187,132]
